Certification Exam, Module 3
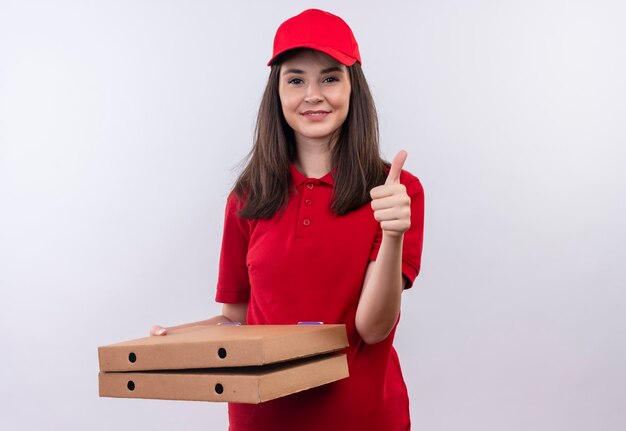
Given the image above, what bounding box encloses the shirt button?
[303,218,311,226]
[305,199,312,206]
[306,183,314,189]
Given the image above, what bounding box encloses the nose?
[304,82,323,104]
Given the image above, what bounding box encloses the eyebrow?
[282,66,344,76]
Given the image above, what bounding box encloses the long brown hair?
[233,50,388,219]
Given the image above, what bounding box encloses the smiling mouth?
[301,111,330,116]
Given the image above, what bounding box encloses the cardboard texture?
[98,324,349,404]
[99,352,348,403]
[98,324,348,371]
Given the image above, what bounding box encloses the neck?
[294,136,332,178]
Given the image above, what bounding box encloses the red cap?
[267,9,361,67]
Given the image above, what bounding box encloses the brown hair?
[233,51,388,219]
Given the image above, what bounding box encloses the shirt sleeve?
[215,192,251,304]
[369,177,425,289]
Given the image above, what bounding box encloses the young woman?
[151,9,424,431]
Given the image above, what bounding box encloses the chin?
[301,132,335,141]
[298,126,340,139]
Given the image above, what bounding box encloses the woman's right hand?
[149,325,168,336]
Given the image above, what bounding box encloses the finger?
[380,219,411,233]
[150,325,167,336]
[373,206,411,223]
[370,183,407,200]
[370,194,410,211]
[385,150,408,185]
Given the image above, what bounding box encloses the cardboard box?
[99,324,348,371]
[99,352,348,403]
[98,324,349,403]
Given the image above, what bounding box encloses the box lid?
[98,324,348,371]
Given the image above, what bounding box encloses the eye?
[287,78,304,85]
[323,76,339,83]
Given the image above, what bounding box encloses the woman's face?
[278,49,351,147]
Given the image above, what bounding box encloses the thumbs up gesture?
[370,150,411,238]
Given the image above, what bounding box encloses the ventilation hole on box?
[127,381,135,391]
[128,352,136,363]
[215,383,224,394]
[218,348,227,359]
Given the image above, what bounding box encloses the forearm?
[355,233,405,344]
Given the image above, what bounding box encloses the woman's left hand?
[370,150,411,239]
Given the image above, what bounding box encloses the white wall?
[1,1,624,430]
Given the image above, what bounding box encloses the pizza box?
[98,324,348,372]
[99,352,348,404]
[98,324,349,403]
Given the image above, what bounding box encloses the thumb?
[385,150,408,185]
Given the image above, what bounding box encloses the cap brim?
[267,44,358,66]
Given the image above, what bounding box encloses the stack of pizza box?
[98,324,349,404]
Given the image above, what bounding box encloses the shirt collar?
[289,162,335,187]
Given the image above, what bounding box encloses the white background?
[1,0,625,430]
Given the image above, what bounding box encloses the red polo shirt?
[215,163,424,431]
